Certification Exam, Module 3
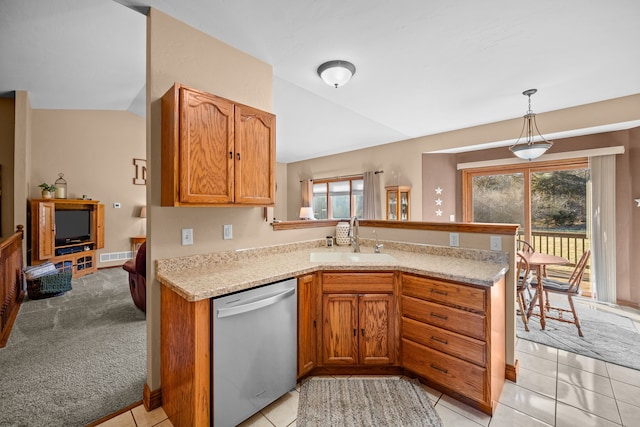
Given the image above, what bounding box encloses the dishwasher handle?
[216,287,295,318]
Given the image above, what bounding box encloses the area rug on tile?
[297,377,443,427]
[0,268,146,427]
[517,297,640,371]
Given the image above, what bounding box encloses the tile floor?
[96,301,640,427]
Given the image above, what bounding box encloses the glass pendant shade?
[509,89,553,161]
[510,142,553,160]
[317,60,356,88]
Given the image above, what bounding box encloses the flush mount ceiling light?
[509,89,554,161]
[317,60,356,88]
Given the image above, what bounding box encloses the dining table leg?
[536,265,546,329]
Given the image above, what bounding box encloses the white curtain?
[363,171,380,219]
[590,155,617,303]
[301,179,312,207]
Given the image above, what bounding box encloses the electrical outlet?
[113,202,121,208]
[449,232,459,247]
[181,228,193,246]
[449,214,455,222]
[490,235,502,251]
[223,224,233,240]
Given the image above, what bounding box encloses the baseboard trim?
[505,361,519,382]
[85,400,142,427]
[144,383,162,411]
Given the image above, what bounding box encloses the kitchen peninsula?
[157,237,510,427]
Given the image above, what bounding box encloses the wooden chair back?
[567,250,591,294]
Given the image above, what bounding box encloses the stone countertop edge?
[156,239,510,302]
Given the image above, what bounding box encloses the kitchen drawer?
[401,316,486,366]
[402,274,486,312]
[402,338,486,404]
[323,272,394,293]
[402,295,486,340]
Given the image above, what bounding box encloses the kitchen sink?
[309,252,397,263]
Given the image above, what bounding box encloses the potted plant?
[38,183,56,199]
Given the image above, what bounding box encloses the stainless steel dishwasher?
[213,278,297,427]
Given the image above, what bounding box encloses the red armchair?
[123,242,146,312]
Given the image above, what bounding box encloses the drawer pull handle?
[430,312,448,320]
[431,336,448,345]
[431,289,448,296]
[430,364,448,374]
[361,328,365,336]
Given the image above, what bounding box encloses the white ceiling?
[2,0,639,163]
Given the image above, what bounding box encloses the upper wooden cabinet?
[161,83,276,207]
[386,186,410,221]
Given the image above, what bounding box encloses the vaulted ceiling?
[1,0,639,163]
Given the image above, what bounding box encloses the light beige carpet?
[297,377,443,427]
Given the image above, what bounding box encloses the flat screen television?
[55,210,91,246]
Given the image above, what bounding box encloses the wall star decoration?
[435,187,443,195]
[435,209,443,216]
[635,198,640,207]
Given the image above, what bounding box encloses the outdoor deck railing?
[523,231,591,288]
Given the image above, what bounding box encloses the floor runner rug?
[297,377,444,427]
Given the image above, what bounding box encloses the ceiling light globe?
[510,142,552,160]
[317,60,356,88]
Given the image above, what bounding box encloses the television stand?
[29,199,104,279]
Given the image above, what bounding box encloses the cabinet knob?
[229,151,233,159]
[237,152,241,160]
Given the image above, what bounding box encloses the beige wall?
[147,8,293,391]
[14,91,32,261]
[0,98,15,239]
[30,109,146,267]
[287,94,640,223]
[286,138,422,221]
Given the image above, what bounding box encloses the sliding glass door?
[463,159,592,294]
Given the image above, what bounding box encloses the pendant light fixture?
[317,60,356,88]
[509,89,553,160]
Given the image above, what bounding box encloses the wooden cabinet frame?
[161,83,275,207]
[30,199,104,278]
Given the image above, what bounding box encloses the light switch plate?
[449,232,459,247]
[181,228,193,246]
[223,224,233,240]
[490,235,502,251]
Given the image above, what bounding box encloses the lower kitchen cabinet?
[297,273,319,377]
[400,273,506,415]
[321,272,397,366]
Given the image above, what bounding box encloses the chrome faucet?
[373,229,384,253]
[349,216,360,252]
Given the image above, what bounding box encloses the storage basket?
[27,270,73,300]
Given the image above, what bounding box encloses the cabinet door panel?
[179,88,234,204]
[322,294,358,365]
[359,294,395,365]
[234,104,275,205]
[298,274,317,377]
[37,202,55,260]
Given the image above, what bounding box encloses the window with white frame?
[312,177,363,219]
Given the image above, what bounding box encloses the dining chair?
[516,253,532,332]
[529,250,591,337]
[517,239,535,253]
[517,239,536,296]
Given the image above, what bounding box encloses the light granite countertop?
[156,239,510,302]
